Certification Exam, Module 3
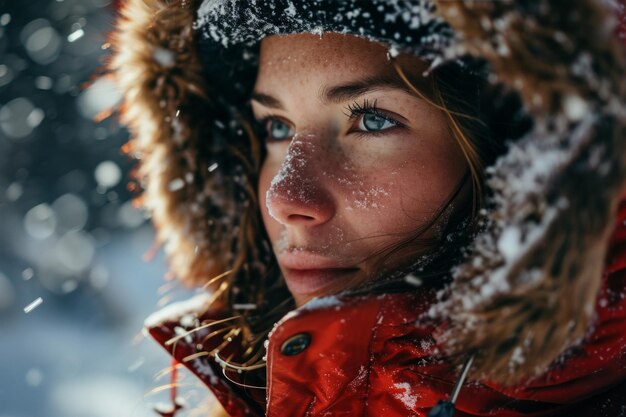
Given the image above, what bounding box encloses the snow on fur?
[195,0,453,58]
[432,0,626,384]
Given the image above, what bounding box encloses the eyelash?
[344,98,380,117]
[344,99,403,137]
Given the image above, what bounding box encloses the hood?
[109,0,626,385]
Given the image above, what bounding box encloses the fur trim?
[434,0,626,384]
[110,0,228,286]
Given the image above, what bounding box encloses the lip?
[278,250,353,270]
[277,251,359,296]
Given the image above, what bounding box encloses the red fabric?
[148,199,626,416]
[148,311,265,417]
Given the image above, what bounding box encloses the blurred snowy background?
[0,1,199,416]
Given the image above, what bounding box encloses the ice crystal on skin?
[269,138,353,257]
[322,160,390,211]
[349,184,390,210]
[266,134,316,222]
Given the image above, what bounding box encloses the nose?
[265,137,335,227]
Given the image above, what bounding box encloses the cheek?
[337,138,467,234]
[338,169,424,233]
[400,158,467,230]
[327,156,392,212]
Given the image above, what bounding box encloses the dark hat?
[194,0,454,52]
[193,0,460,102]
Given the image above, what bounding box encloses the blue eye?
[359,112,397,132]
[265,119,294,142]
[346,99,402,135]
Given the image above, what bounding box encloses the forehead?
[259,33,388,69]
[255,33,428,89]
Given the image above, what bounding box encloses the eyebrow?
[250,92,285,109]
[250,73,416,110]
[320,73,415,104]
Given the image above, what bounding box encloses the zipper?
[426,355,475,417]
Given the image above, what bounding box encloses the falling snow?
[24,297,43,313]
[0,2,180,416]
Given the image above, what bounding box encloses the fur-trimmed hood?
[109,0,626,386]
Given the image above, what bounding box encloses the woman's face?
[253,33,469,306]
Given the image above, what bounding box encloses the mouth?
[277,251,360,297]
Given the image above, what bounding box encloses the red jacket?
[148,199,626,417]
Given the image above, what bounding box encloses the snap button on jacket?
[280,333,312,356]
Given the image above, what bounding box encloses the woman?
[110,0,626,416]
